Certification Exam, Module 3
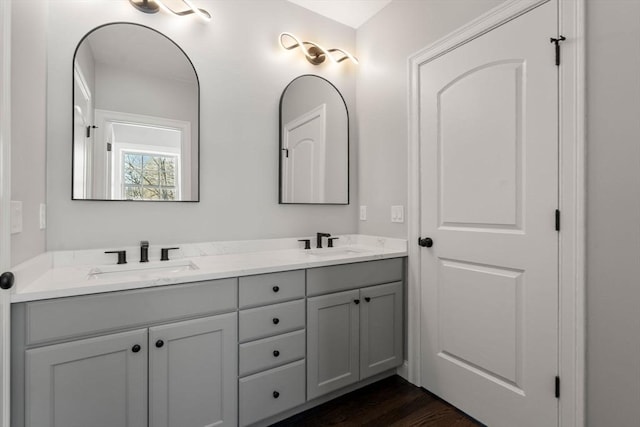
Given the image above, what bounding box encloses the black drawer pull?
[273,391,280,399]
[273,350,280,357]
[365,297,371,302]
[272,318,280,325]
[132,344,141,353]
[354,299,360,305]
[272,285,280,293]
[155,340,165,348]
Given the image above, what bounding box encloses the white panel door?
[282,104,326,203]
[419,2,559,426]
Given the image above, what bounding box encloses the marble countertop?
[10,235,407,303]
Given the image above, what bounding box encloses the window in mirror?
[72,23,199,201]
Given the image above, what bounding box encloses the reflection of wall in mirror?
[72,42,96,199]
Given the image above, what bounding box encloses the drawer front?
[239,360,305,426]
[307,258,404,296]
[239,330,305,376]
[239,270,305,308]
[25,278,237,346]
[239,300,305,342]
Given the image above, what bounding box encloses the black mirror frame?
[71,22,201,202]
[278,74,350,205]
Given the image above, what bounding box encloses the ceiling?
[286,0,392,28]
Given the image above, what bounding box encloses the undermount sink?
[306,247,372,257]
[88,260,199,280]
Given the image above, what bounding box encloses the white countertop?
[10,235,407,302]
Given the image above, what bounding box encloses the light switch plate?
[360,206,367,221]
[391,205,404,223]
[40,203,47,230]
[11,201,23,234]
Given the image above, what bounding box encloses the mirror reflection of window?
[72,23,199,201]
[106,120,184,201]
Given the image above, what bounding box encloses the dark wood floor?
[273,375,484,426]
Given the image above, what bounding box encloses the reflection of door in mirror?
[73,62,94,199]
[283,104,326,203]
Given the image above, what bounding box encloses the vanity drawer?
[23,278,237,346]
[239,270,305,308]
[239,299,305,342]
[307,258,404,296]
[239,329,305,376]
[239,359,305,427]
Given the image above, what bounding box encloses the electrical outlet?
[40,203,47,230]
[11,201,23,234]
[391,205,404,223]
[360,206,367,221]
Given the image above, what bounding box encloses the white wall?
[355,0,503,237]
[45,0,358,250]
[586,1,640,425]
[10,0,47,266]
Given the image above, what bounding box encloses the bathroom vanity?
[9,237,406,427]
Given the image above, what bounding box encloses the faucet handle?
[328,237,339,248]
[160,247,180,261]
[298,239,311,250]
[105,250,127,265]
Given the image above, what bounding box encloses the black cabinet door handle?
[132,344,141,353]
[354,299,360,305]
[273,350,280,357]
[272,285,280,293]
[365,297,371,303]
[272,318,280,325]
[155,340,165,348]
[273,391,280,399]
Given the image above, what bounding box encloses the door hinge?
[555,209,560,231]
[106,142,112,152]
[555,376,560,398]
[550,36,566,66]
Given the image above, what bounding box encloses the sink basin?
[88,260,199,280]
[306,247,372,257]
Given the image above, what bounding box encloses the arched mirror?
[279,75,349,204]
[72,23,199,201]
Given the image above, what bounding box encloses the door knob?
[132,344,141,353]
[418,237,433,248]
[155,340,164,348]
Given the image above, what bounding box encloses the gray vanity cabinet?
[359,281,404,379]
[306,271,404,400]
[149,313,237,427]
[306,289,360,400]
[13,278,238,427]
[237,270,306,426]
[25,329,148,427]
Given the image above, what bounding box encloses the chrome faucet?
[140,241,149,263]
[316,232,331,249]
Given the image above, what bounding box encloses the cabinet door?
[307,289,360,400]
[26,329,148,427]
[360,281,403,379]
[149,313,237,427]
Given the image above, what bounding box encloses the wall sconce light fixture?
[129,0,211,22]
[279,32,358,65]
